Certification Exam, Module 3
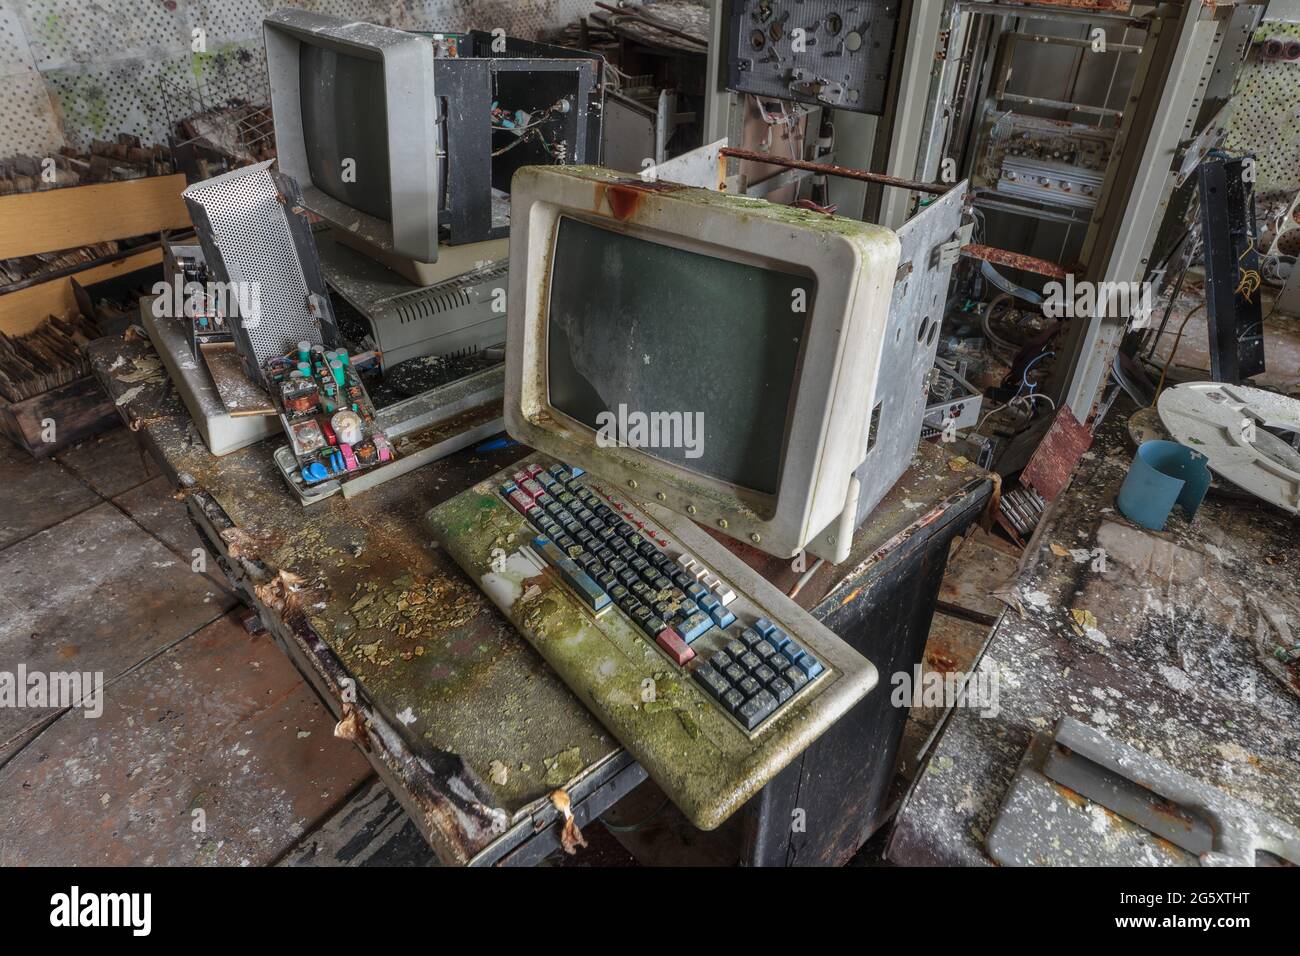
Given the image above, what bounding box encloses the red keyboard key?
[512,470,532,486]
[506,490,536,515]
[655,628,695,665]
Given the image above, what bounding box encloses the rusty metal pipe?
[718,147,952,196]
[961,242,1070,280]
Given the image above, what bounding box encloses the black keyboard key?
[738,675,761,697]
[738,628,763,649]
[753,664,776,685]
[693,664,731,700]
[754,640,777,659]
[769,652,791,673]
[739,651,762,672]
[644,615,666,635]
[723,688,745,713]
[712,651,733,672]
[769,677,794,704]
[724,664,746,685]
[724,639,747,658]
[671,571,694,591]
[784,665,809,690]
[598,572,617,592]
[737,690,777,730]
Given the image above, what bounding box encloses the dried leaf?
[549,788,588,855]
[1070,608,1097,635]
[1050,542,1069,557]
[333,703,369,749]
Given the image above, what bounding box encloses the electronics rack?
[429,31,605,247]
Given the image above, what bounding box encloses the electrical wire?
[601,796,671,832]
[977,392,1056,430]
[981,293,1020,355]
[1016,349,1055,397]
[1152,303,1205,400]
[1236,237,1262,303]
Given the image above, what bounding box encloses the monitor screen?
[299,43,392,223]
[546,216,813,496]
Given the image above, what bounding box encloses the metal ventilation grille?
[395,289,472,324]
[390,263,508,324]
[183,163,323,369]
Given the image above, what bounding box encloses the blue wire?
[1017,350,1054,397]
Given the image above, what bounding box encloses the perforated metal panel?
[183,161,338,384]
[0,3,62,153]
[1224,22,1300,198]
[0,0,598,155]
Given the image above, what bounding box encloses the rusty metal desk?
[890,408,1300,866]
[90,333,993,866]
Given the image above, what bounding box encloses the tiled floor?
[0,427,373,865]
[0,426,1001,867]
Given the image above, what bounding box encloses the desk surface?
[90,332,992,865]
[891,407,1300,865]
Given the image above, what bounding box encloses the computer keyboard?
[426,455,878,829]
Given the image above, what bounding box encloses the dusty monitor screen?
[546,216,813,496]
[300,44,393,222]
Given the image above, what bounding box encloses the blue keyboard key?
[753,617,777,639]
[796,654,824,679]
[767,630,790,653]
[698,594,720,615]
[780,637,805,662]
[570,466,585,477]
[697,594,734,629]
[501,481,517,495]
[533,536,610,612]
[686,583,708,601]
[676,612,714,643]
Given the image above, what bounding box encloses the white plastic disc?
[1157,382,1300,514]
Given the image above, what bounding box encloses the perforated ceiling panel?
[0,0,598,155]
[1224,22,1300,199]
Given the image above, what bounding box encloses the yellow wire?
[1237,237,1261,303]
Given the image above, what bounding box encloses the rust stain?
[1022,406,1093,503]
[595,178,686,221]
[1017,0,1130,11]
[961,243,1070,281]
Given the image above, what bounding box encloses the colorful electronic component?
[265,345,394,487]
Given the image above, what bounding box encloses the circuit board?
[979,114,1116,211]
[726,0,899,115]
[265,344,395,486]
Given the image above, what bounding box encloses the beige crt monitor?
[504,165,901,562]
